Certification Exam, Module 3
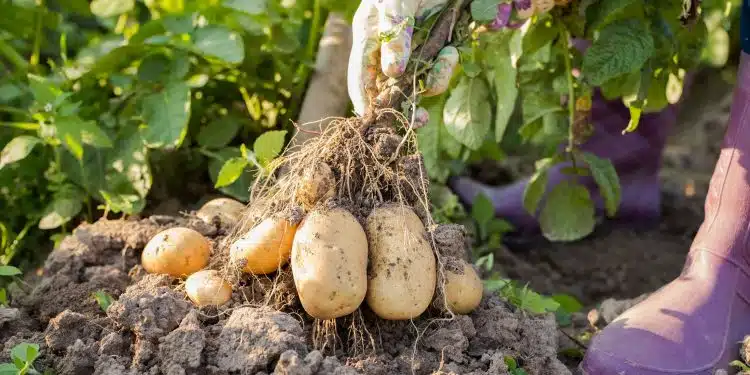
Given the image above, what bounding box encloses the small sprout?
[93,290,114,312]
[0,265,21,277]
[0,342,41,374]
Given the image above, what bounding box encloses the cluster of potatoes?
[140,164,484,321]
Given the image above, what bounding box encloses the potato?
[365,204,436,320]
[532,0,554,13]
[291,207,368,319]
[296,163,335,209]
[185,270,232,307]
[142,227,211,277]
[196,197,245,227]
[230,217,297,274]
[516,3,535,19]
[443,260,483,314]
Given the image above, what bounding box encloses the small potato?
[533,0,554,13]
[516,3,535,19]
[230,217,297,274]
[185,270,232,307]
[142,227,211,277]
[365,204,436,320]
[296,163,335,209]
[196,198,245,228]
[443,260,483,314]
[292,207,368,319]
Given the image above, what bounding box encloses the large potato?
[443,259,483,314]
[291,207,368,319]
[365,204,436,320]
[142,227,211,277]
[185,269,233,307]
[230,217,297,274]
[196,197,245,227]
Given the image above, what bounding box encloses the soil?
[0,63,737,375]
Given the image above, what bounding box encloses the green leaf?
[224,0,266,14]
[98,192,145,215]
[92,290,114,312]
[586,0,637,29]
[140,82,191,148]
[27,74,62,107]
[90,0,134,17]
[208,148,252,201]
[196,117,241,149]
[10,343,39,364]
[0,266,22,277]
[253,130,287,166]
[138,52,189,83]
[624,105,642,133]
[0,363,18,374]
[215,157,249,188]
[38,196,83,230]
[523,18,559,56]
[192,26,245,64]
[55,116,113,159]
[493,69,517,142]
[539,181,595,242]
[581,152,621,217]
[551,294,583,313]
[521,91,561,126]
[0,136,41,169]
[581,19,654,86]
[471,193,495,231]
[443,77,492,150]
[522,157,557,215]
[418,95,454,183]
[730,360,750,371]
[470,0,501,22]
[0,288,7,306]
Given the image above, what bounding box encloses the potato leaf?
[0,266,22,277]
[214,157,249,188]
[90,0,134,17]
[140,82,191,149]
[193,26,245,64]
[10,343,39,364]
[196,117,241,149]
[0,136,41,170]
[581,152,621,217]
[539,181,595,242]
[582,19,654,86]
[443,76,492,150]
[224,0,267,15]
[38,195,83,230]
[470,0,502,22]
[253,130,287,166]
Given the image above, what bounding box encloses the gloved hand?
[347,0,459,125]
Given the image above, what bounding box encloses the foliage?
[92,290,114,312]
[0,343,42,375]
[0,0,356,268]
[420,0,739,242]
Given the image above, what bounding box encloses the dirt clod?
[213,306,307,373]
[45,310,101,352]
[431,224,469,260]
[107,274,191,341]
[159,310,205,375]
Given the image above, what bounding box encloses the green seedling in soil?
[0,343,42,375]
[470,193,514,272]
[484,275,560,315]
[92,290,114,312]
[503,356,529,375]
[0,265,22,307]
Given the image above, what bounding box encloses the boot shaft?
[693,52,750,266]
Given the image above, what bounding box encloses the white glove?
[347,0,459,123]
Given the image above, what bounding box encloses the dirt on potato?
[1,215,568,375]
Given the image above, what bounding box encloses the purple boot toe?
[581,51,750,374]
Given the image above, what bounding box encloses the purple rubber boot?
[580,51,750,374]
[450,92,677,234]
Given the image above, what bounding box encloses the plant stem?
[0,121,40,130]
[30,1,44,68]
[306,0,323,63]
[286,0,325,123]
[0,39,28,73]
[0,106,31,118]
[560,25,576,154]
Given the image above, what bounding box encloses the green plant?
[92,290,114,312]
[0,343,42,375]
[0,0,357,268]
[421,0,738,242]
[503,355,529,375]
